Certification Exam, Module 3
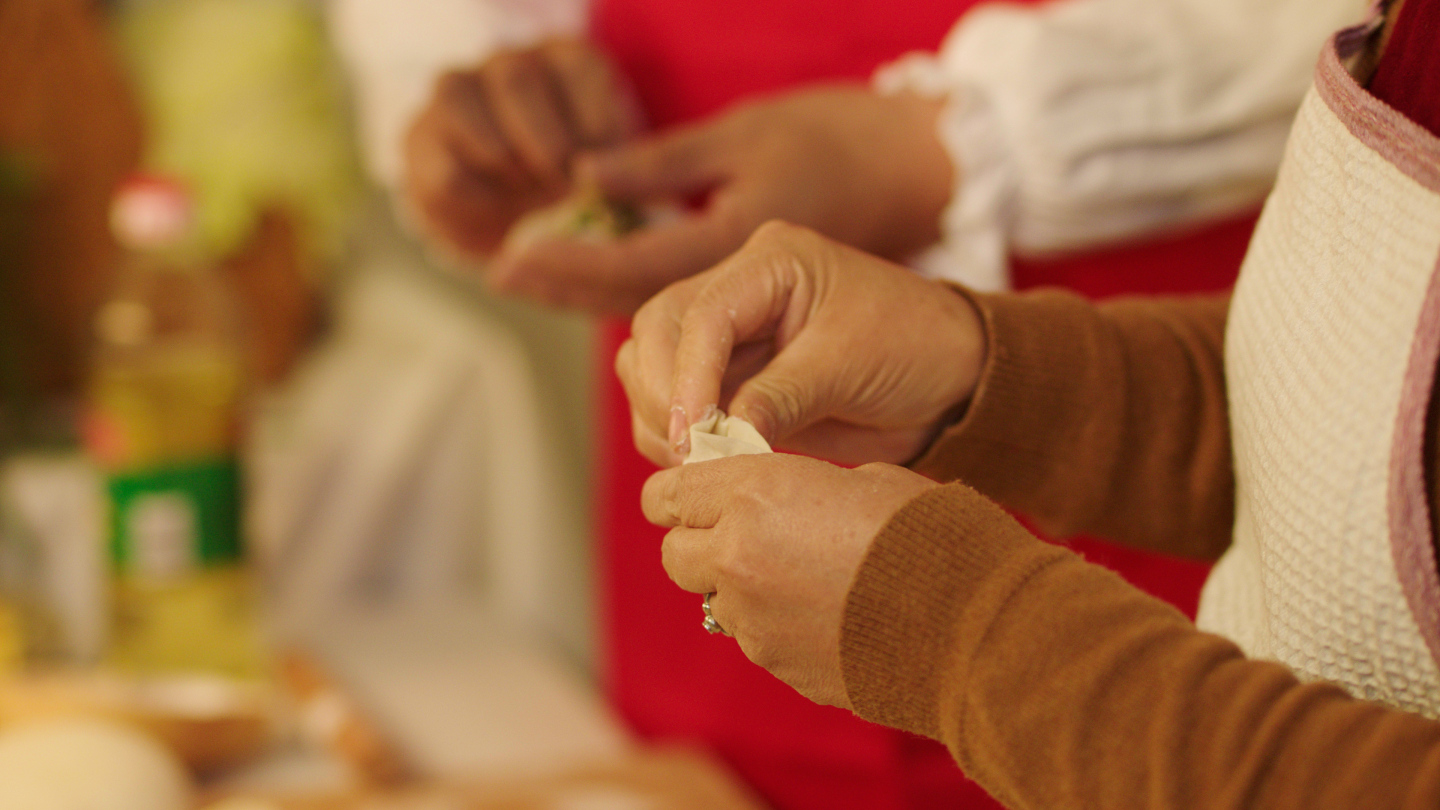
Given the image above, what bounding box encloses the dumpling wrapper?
[684,411,772,464]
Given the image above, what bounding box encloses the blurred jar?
[0,500,42,673]
[85,176,265,679]
[0,454,108,670]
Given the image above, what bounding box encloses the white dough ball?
[0,718,194,810]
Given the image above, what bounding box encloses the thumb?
[727,332,843,447]
[579,122,726,202]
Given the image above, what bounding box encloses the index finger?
[425,71,528,189]
[640,463,728,529]
[623,274,709,454]
[540,39,637,148]
[479,50,575,184]
[669,233,804,445]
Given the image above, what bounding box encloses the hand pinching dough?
[501,183,641,255]
[684,411,772,464]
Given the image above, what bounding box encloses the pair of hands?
[623,221,988,708]
[403,39,952,315]
[405,39,980,709]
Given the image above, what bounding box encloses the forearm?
[844,484,1440,809]
[912,287,1233,560]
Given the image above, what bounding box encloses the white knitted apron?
[1195,29,1440,717]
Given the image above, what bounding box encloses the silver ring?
[702,592,726,635]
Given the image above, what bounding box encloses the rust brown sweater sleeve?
[910,289,1234,561]
[842,484,1440,810]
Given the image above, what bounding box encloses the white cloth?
[328,0,1365,290]
[883,0,1369,289]
[247,211,575,648]
[683,412,772,465]
[1196,35,1440,716]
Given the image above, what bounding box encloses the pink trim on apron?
[1318,27,1440,193]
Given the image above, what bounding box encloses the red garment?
[589,3,1251,807]
[1368,0,1440,138]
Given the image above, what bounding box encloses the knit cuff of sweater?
[839,481,1067,740]
[908,287,1105,490]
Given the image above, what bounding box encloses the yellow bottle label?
[110,566,265,679]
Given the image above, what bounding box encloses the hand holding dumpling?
[616,221,988,468]
[642,452,936,709]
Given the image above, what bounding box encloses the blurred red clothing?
[590,2,1252,807]
[1367,0,1440,138]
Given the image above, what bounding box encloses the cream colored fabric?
[683,412,772,465]
[878,0,1367,290]
[1196,84,1440,716]
[248,222,574,648]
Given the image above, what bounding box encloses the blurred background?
[0,1,748,807]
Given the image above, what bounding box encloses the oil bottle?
[86,175,264,678]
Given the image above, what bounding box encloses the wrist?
[877,92,954,257]
[897,281,986,467]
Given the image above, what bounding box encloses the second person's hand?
[488,84,955,315]
[403,38,639,262]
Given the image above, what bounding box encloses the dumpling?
[684,411,772,464]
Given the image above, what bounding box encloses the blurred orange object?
[0,670,276,774]
[279,650,412,789]
[0,0,142,400]
[210,747,769,810]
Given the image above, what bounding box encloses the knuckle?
[858,461,917,490]
[488,52,542,94]
[664,468,690,514]
[435,69,466,94]
[482,49,521,74]
[855,461,893,477]
[402,114,435,157]
[405,157,457,209]
[714,547,743,583]
[748,219,802,247]
[713,532,762,587]
[659,530,684,574]
[614,338,636,379]
[630,294,666,336]
[434,70,477,106]
[747,379,804,428]
[542,38,595,71]
[742,635,780,671]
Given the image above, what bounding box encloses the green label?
[108,458,241,575]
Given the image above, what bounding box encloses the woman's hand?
[617,221,987,468]
[642,453,937,709]
[490,85,953,314]
[405,53,953,316]
[403,38,638,260]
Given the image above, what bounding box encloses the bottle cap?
[110,175,193,250]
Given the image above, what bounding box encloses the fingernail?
[669,406,689,455]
